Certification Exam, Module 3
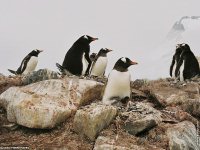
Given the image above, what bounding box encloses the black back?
[62,35,97,76]
[175,44,200,79]
[170,44,183,77]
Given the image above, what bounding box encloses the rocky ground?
[0,69,200,150]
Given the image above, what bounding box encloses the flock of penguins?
[7,35,200,105]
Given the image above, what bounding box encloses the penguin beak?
[130,61,138,65]
[106,49,113,53]
[91,37,98,41]
[38,50,44,53]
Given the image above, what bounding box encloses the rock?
[22,69,59,85]
[143,80,200,117]
[0,75,22,95]
[0,78,103,128]
[167,121,200,150]
[121,102,162,135]
[73,103,117,141]
[94,136,146,150]
[131,89,147,100]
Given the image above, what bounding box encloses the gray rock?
[73,103,117,141]
[122,102,162,135]
[0,78,103,128]
[167,121,200,150]
[22,69,59,85]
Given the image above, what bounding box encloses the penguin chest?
[91,57,107,76]
[103,70,131,101]
[81,53,88,75]
[23,56,38,75]
[172,62,177,78]
[179,60,185,81]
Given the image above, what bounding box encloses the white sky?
[0,0,200,79]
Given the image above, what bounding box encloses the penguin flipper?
[8,69,17,75]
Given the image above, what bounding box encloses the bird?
[56,35,98,76]
[102,57,138,105]
[8,49,43,75]
[170,44,183,78]
[90,48,112,77]
[90,53,97,62]
[175,43,200,81]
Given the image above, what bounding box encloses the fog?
[0,0,200,79]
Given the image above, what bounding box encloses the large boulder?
[73,103,117,141]
[121,102,162,135]
[0,78,103,128]
[167,121,200,150]
[142,80,200,117]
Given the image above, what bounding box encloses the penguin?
[90,48,112,77]
[8,49,43,75]
[90,53,97,62]
[102,57,138,105]
[175,43,200,81]
[170,44,183,78]
[56,35,98,76]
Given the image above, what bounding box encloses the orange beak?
[91,37,98,41]
[130,60,138,65]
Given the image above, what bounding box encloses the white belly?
[82,53,89,75]
[172,62,176,78]
[179,60,185,81]
[102,70,131,105]
[23,56,38,75]
[91,57,107,76]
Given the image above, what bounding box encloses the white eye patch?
[121,57,126,63]
[84,35,88,39]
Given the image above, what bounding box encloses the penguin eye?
[121,57,126,63]
[84,35,88,40]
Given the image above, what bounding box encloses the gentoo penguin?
[170,44,183,78]
[90,53,97,62]
[175,43,200,81]
[8,49,43,75]
[56,35,98,76]
[102,57,138,105]
[90,48,112,77]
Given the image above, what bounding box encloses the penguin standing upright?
[175,43,200,81]
[8,49,43,75]
[90,48,112,77]
[102,57,138,105]
[170,44,183,78]
[56,35,98,76]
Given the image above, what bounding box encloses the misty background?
[0,0,200,79]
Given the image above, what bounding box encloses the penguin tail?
[8,69,17,75]
[56,63,74,76]
[56,63,64,73]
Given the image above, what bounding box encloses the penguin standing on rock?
[170,44,183,78]
[8,49,43,75]
[90,48,112,77]
[56,35,98,76]
[175,43,200,81]
[102,57,138,105]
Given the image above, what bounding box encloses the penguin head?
[78,35,98,44]
[175,44,183,54]
[181,43,191,51]
[90,53,97,61]
[29,49,43,56]
[98,48,113,56]
[113,57,138,72]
